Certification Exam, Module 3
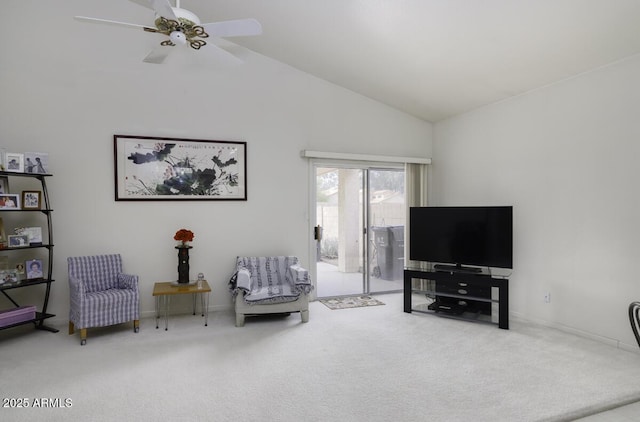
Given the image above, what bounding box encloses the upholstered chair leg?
[235,313,245,327]
[80,328,87,346]
[68,321,75,335]
[133,320,140,333]
[301,310,309,323]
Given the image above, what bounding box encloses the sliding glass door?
[314,164,405,298]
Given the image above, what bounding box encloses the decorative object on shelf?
[114,135,247,201]
[174,229,194,284]
[0,269,18,284]
[26,259,44,280]
[0,218,6,248]
[197,272,204,289]
[0,176,8,194]
[14,227,42,245]
[23,152,48,174]
[8,234,29,248]
[21,191,41,209]
[4,153,24,173]
[0,194,19,209]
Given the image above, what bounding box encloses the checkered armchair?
[68,254,140,345]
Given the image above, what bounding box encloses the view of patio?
[315,167,405,298]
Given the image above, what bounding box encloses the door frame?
[308,159,405,299]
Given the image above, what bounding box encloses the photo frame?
[114,135,247,201]
[0,269,18,285]
[26,259,44,280]
[24,152,49,174]
[0,194,19,209]
[0,218,5,247]
[7,234,29,248]
[5,153,24,173]
[14,227,42,245]
[0,176,9,194]
[21,191,41,210]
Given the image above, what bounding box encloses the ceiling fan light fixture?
[169,31,187,45]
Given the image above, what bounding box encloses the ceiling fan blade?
[74,16,155,32]
[201,19,262,38]
[143,48,171,64]
[149,0,177,21]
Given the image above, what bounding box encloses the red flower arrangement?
[174,229,194,245]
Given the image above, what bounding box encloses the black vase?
[176,245,192,284]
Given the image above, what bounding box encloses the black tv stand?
[433,264,482,274]
[404,268,509,329]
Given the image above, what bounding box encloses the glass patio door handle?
[314,225,323,241]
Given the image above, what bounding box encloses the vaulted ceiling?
[84,1,640,122]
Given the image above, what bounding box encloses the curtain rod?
[300,150,431,164]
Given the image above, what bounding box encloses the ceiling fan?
[74,0,262,64]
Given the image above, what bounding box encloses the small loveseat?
[229,256,313,327]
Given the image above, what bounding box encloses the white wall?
[432,54,640,349]
[0,1,431,321]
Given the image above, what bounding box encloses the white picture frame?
[0,194,19,209]
[5,153,24,173]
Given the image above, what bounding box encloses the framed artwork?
[0,194,19,209]
[24,152,49,174]
[5,153,24,173]
[114,135,247,201]
[7,234,29,248]
[26,259,44,280]
[21,191,41,210]
[0,176,8,194]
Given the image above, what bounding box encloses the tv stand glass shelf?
[404,266,509,329]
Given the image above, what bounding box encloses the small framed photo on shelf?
[5,153,24,173]
[21,191,41,210]
[0,194,19,209]
[26,259,44,280]
[0,218,5,248]
[0,269,19,285]
[0,176,9,194]
[7,234,29,248]
[14,227,42,245]
[24,152,49,174]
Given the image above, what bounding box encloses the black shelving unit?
[404,267,509,329]
[0,171,58,333]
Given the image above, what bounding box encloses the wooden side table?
[152,280,211,331]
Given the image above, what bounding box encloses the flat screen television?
[409,206,513,270]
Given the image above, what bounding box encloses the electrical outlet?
[544,292,551,303]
